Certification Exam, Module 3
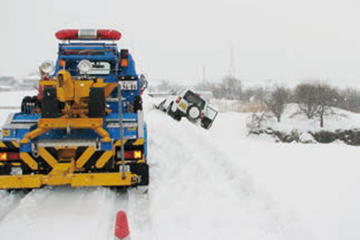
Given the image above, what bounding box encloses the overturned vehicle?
[156,89,218,129]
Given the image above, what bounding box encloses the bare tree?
[266,85,289,122]
[339,88,360,113]
[294,83,318,119]
[294,82,340,127]
[315,83,340,127]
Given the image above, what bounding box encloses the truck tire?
[21,96,32,113]
[186,105,201,122]
[88,87,105,118]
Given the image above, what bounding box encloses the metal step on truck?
[0,29,149,190]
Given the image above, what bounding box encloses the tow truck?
[0,29,149,189]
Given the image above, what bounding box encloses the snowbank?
[247,103,360,144]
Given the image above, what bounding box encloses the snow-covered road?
[0,92,359,240]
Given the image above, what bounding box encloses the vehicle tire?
[31,96,39,110]
[88,87,105,118]
[21,96,32,113]
[186,105,201,122]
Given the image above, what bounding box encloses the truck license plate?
[119,81,138,90]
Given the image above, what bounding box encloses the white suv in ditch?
[157,89,218,129]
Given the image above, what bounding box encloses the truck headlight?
[78,59,92,74]
[39,61,55,75]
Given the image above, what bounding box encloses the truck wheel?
[89,87,105,118]
[21,96,33,113]
[186,105,201,122]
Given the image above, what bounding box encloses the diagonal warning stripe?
[11,141,19,148]
[133,139,144,145]
[76,147,95,168]
[20,152,38,170]
[39,148,58,168]
[96,151,113,168]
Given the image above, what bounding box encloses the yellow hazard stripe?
[0,141,20,149]
[113,139,144,147]
[76,146,95,168]
[11,141,19,148]
[114,139,128,147]
[133,139,144,145]
[95,151,113,168]
[39,148,58,168]
[20,152,38,170]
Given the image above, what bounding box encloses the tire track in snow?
[192,127,311,240]
[0,187,129,240]
[146,110,312,240]
[0,190,27,222]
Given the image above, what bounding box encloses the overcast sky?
[1,0,360,87]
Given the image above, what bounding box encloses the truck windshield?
[183,91,206,109]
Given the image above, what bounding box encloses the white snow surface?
[0,91,359,240]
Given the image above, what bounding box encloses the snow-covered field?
[0,91,359,240]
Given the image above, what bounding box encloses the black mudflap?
[88,87,105,118]
[0,163,11,175]
[130,163,149,186]
[134,95,143,112]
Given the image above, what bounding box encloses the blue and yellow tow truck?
[0,29,149,189]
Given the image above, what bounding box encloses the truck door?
[200,106,218,129]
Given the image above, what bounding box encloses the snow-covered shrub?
[246,112,271,134]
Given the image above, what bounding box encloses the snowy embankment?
[247,103,360,144]
[0,92,359,240]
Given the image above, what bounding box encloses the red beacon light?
[55,29,121,41]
